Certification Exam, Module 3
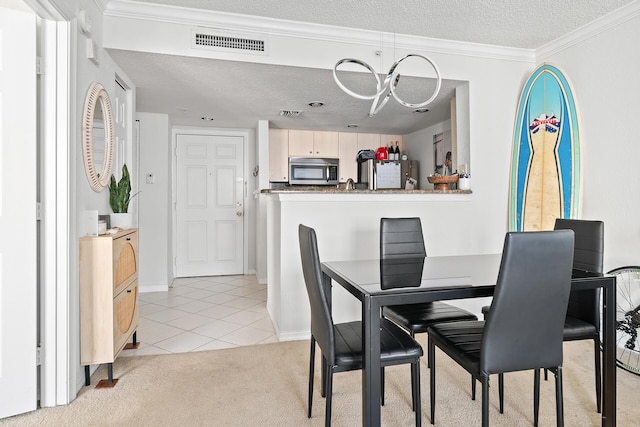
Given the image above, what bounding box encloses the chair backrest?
[481,230,574,375]
[298,224,335,364]
[554,218,604,328]
[380,217,426,259]
[554,218,604,274]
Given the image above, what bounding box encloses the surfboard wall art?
[508,63,581,232]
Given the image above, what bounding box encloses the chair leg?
[381,367,385,406]
[308,337,316,418]
[321,354,327,397]
[425,333,429,368]
[554,366,564,427]
[429,339,436,425]
[481,375,490,427]
[472,375,476,400]
[594,337,602,413]
[534,368,540,427]
[325,367,333,427]
[413,361,422,427]
[498,373,504,414]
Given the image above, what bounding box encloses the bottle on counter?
[388,142,395,160]
[394,141,400,161]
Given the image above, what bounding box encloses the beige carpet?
[2,339,638,426]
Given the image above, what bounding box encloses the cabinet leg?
[85,366,90,386]
[124,330,140,350]
[95,363,119,389]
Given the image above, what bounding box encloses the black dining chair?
[298,224,424,427]
[546,218,604,412]
[427,230,575,426]
[379,218,478,397]
[480,218,605,414]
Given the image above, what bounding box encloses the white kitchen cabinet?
[288,129,315,157]
[338,132,358,182]
[312,131,339,157]
[289,130,339,158]
[269,129,289,182]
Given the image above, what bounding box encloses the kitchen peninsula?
[262,186,478,341]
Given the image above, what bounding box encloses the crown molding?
[93,0,109,14]
[536,0,640,59]
[105,0,535,63]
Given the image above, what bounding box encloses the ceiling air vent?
[279,110,302,118]
[193,31,266,53]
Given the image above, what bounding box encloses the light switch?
[145,173,155,184]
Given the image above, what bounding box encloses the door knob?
[236,211,243,217]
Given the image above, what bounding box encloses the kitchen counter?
[262,185,479,342]
[261,186,472,194]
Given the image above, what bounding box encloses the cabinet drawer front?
[113,231,138,294]
[113,281,138,356]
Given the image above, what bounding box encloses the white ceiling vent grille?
[192,30,267,55]
[279,110,302,117]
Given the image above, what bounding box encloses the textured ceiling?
[117,0,633,49]
[105,0,634,133]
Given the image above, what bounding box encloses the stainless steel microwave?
[289,157,339,185]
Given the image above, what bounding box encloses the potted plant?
[109,164,137,229]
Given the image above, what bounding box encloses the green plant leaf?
[109,164,134,213]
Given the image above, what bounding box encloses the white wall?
[103,8,535,272]
[47,0,138,397]
[137,112,171,291]
[539,8,640,271]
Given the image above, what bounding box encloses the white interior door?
[0,4,38,419]
[176,134,244,277]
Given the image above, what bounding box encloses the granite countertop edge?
[261,187,472,194]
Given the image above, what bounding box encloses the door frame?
[22,0,72,408]
[35,9,72,407]
[171,127,252,278]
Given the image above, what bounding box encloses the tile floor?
[120,274,277,357]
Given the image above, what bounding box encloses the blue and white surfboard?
[509,63,581,232]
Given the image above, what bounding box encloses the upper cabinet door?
[313,131,339,158]
[269,129,289,182]
[338,132,358,182]
[288,129,314,157]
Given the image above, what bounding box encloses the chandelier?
[333,54,441,117]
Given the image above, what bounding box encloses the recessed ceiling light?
[308,101,324,107]
[346,124,358,128]
[201,116,214,121]
[413,108,429,113]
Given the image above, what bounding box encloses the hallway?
[120,275,276,357]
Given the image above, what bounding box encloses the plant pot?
[110,213,132,230]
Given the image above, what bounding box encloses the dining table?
[321,254,616,427]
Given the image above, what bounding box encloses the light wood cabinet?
[80,228,139,387]
[288,129,314,157]
[338,132,359,182]
[312,131,339,157]
[289,130,339,158]
[269,129,289,182]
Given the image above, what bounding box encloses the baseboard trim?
[139,284,169,293]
